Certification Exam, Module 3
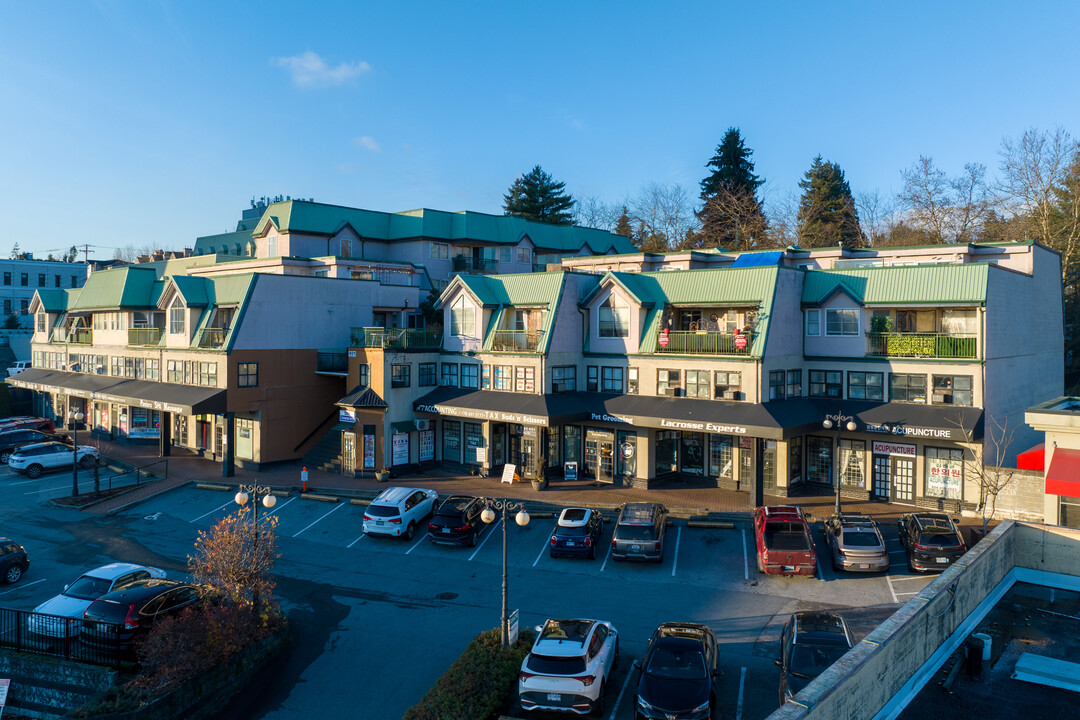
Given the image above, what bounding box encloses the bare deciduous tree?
[898,156,995,243]
[695,186,772,250]
[855,189,898,246]
[572,196,619,231]
[951,413,1019,534]
[628,182,698,252]
[998,127,1077,243]
[764,189,801,247]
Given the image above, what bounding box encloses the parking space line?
[0,578,45,596]
[469,519,499,561]
[741,529,748,580]
[293,502,346,538]
[671,526,682,577]
[10,477,53,486]
[600,543,613,573]
[607,662,636,720]
[885,573,899,604]
[347,533,366,549]
[24,485,68,495]
[190,500,235,524]
[736,666,746,720]
[532,535,549,567]
[405,531,428,554]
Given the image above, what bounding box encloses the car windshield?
[525,654,587,676]
[646,646,707,679]
[789,644,848,678]
[556,525,590,537]
[367,505,400,517]
[842,530,881,547]
[64,576,113,601]
[616,525,655,541]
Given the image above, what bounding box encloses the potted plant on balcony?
[376,466,391,482]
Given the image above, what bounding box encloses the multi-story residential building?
[333,240,1062,515]
[0,257,88,328]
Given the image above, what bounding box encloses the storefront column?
[159,411,172,457]
[750,438,764,508]
[221,411,235,478]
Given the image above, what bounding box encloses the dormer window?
[35,312,45,334]
[598,296,629,338]
[169,297,186,334]
[450,296,474,337]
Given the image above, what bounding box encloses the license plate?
[566,540,574,547]
[546,693,561,702]
[936,557,948,564]
[859,563,869,569]
[376,520,384,526]
[442,528,450,534]
[631,544,641,551]
[783,565,796,572]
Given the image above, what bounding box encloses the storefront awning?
[1045,448,1080,497]
[1017,443,1045,472]
[8,368,227,416]
[765,399,983,442]
[414,387,595,427]
[598,394,791,438]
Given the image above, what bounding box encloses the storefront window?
[464,422,483,466]
[1060,497,1080,529]
[763,441,777,490]
[807,436,832,484]
[655,431,678,475]
[617,431,637,480]
[839,439,865,489]
[789,438,802,484]
[564,426,581,467]
[681,432,705,475]
[129,408,161,439]
[443,421,461,463]
[709,434,733,478]
[925,447,963,499]
[547,427,560,467]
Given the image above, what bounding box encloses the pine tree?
[613,206,634,239]
[503,165,575,224]
[696,128,767,249]
[796,156,865,249]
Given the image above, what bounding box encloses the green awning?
[391,421,415,434]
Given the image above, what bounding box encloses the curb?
[349,498,371,506]
[196,483,232,492]
[687,519,737,529]
[300,493,339,503]
[105,479,194,516]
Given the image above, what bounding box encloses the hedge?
[403,627,536,720]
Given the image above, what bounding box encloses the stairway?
[301,422,351,474]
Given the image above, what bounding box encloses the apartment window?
[786,370,802,398]
[314,270,329,278]
[890,373,927,403]
[805,309,820,336]
[340,239,352,257]
[54,275,61,287]
[35,312,45,333]
[3,300,11,316]
[167,360,181,383]
[71,275,78,287]
[769,371,785,400]
[517,247,531,264]
[199,362,217,386]
[826,308,859,336]
[2,272,9,285]
[493,365,511,390]
[587,365,599,392]
[657,369,681,396]
[461,364,478,388]
[515,366,535,393]
[145,358,160,381]
[499,247,511,264]
[20,273,28,286]
[628,367,638,394]
[111,357,123,376]
[552,366,576,393]
[169,297,185,334]
[925,447,963,500]
[809,370,842,398]
[37,273,45,287]
[391,364,411,388]
[440,363,458,387]
[418,363,436,386]
[601,367,624,394]
[450,296,474,337]
[714,372,741,399]
[685,370,710,398]
[482,365,491,389]
[933,375,972,406]
[430,242,449,259]
[598,297,629,338]
[358,363,370,389]
[848,372,884,401]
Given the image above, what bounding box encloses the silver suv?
[611,502,668,562]
[362,486,438,540]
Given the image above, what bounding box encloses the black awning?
[414,387,594,427]
[9,368,227,416]
[599,394,788,438]
[764,399,983,442]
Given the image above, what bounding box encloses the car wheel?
[404,521,415,541]
[79,455,96,469]
[26,464,42,479]
[468,529,477,548]
[589,685,605,717]
[907,552,917,573]
[4,564,22,584]
[0,450,10,464]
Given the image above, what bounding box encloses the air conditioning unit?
[661,387,679,397]
[722,390,738,400]
[415,419,430,431]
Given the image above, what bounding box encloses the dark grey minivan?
[611,502,668,562]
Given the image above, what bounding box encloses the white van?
[6,361,30,378]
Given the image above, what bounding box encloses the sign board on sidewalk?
[501,463,517,484]
[301,469,309,484]
[475,447,487,463]
[564,461,578,481]
[0,678,10,718]
[508,609,520,646]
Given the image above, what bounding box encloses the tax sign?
[734,335,748,350]
[658,334,670,348]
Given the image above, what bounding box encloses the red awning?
[1045,448,1080,497]
[1017,443,1045,471]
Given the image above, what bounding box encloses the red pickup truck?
[754,506,817,576]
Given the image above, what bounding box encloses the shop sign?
[739,436,752,449]
[419,430,435,463]
[415,404,548,427]
[474,446,487,463]
[734,334,748,350]
[392,433,409,466]
[363,434,375,468]
[865,422,955,440]
[659,418,748,434]
[501,463,517,484]
[621,441,635,459]
[564,461,578,480]
[339,409,357,423]
[872,441,917,457]
[590,412,634,425]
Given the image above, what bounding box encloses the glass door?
[342,432,356,475]
[492,423,506,466]
[891,457,915,503]
[585,429,614,483]
[872,455,890,498]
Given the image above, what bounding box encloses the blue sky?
[1,1,1077,258]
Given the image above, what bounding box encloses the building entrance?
[584,428,614,483]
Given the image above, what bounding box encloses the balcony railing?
[350,327,443,350]
[317,352,348,373]
[866,332,977,359]
[67,329,92,345]
[128,328,163,346]
[656,330,754,355]
[451,256,498,274]
[491,330,545,352]
[196,327,227,349]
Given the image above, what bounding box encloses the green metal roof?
[250,200,636,255]
[192,229,255,256]
[34,289,77,314]
[69,267,162,310]
[171,276,210,306]
[443,272,572,353]
[801,264,989,306]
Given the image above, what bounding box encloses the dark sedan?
[549,507,603,559]
[79,578,200,652]
[1,537,29,584]
[635,622,721,720]
[777,611,854,705]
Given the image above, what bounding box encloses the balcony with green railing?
[195,327,227,349]
[491,330,545,352]
[656,330,754,355]
[128,328,163,346]
[866,332,978,359]
[50,327,93,344]
[350,327,443,350]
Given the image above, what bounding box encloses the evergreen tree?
[503,165,575,224]
[613,206,634,239]
[796,156,865,248]
[696,128,767,249]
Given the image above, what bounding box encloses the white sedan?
[30,563,166,637]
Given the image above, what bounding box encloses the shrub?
[403,627,535,720]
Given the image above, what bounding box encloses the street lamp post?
[68,409,85,498]
[481,498,530,647]
[822,413,857,516]
[235,483,278,613]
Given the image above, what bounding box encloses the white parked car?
[30,563,167,637]
[5,361,30,378]
[362,486,438,540]
[519,618,619,716]
[8,441,100,478]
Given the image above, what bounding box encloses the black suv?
[0,537,29,584]
[635,622,721,720]
[611,502,668,562]
[80,578,200,652]
[897,512,967,572]
[428,495,485,546]
[777,611,854,705]
[0,429,60,463]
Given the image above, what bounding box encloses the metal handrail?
[657,330,754,355]
[197,327,227,349]
[349,327,443,350]
[127,328,163,346]
[866,332,977,359]
[491,329,545,352]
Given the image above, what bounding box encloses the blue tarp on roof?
[731,251,783,268]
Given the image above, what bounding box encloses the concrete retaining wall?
[0,651,118,719]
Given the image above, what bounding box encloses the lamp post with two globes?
[481,498,530,647]
[68,409,85,498]
[823,413,858,515]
